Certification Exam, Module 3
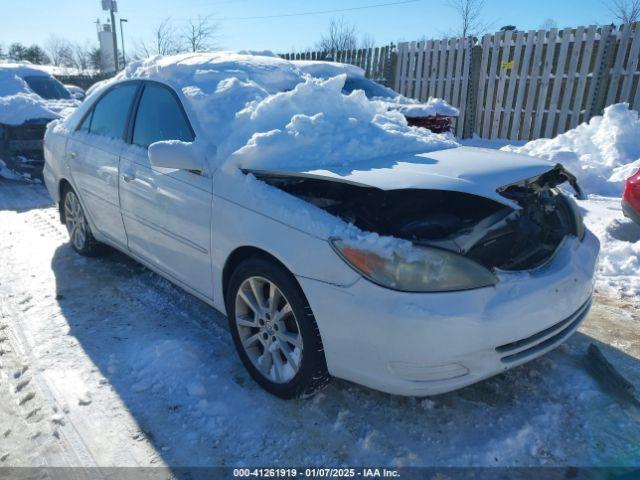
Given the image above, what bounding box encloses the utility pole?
[120,18,128,67]
[102,0,119,71]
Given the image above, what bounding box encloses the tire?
[61,185,108,257]
[225,256,330,399]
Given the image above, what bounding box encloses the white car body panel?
[299,232,598,395]
[43,66,599,397]
[119,147,215,299]
[65,135,128,246]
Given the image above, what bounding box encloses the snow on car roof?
[0,63,66,125]
[0,63,53,79]
[57,52,458,171]
[291,60,366,79]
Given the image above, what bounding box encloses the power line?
[222,0,424,21]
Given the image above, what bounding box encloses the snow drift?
[502,104,640,197]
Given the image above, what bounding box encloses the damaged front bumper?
[298,230,599,396]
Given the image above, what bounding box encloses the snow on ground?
[1,180,639,469]
[494,104,640,295]
[502,103,640,198]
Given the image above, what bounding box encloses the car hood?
[246,146,558,208]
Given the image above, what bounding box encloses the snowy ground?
[1,179,639,470]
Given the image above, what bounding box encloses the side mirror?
[148,140,203,171]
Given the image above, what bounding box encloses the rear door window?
[132,83,194,148]
[23,75,71,100]
[87,84,138,139]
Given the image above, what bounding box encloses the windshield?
[23,75,71,100]
[342,77,399,100]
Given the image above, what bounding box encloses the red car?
[623,168,640,224]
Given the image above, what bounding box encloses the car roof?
[0,63,53,78]
[291,60,366,79]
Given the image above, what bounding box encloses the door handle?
[122,173,134,183]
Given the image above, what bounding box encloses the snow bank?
[582,196,640,295]
[502,104,640,197]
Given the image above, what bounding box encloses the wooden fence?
[280,46,393,82]
[283,22,640,140]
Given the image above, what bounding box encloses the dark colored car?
[0,64,78,179]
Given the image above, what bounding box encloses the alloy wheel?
[64,191,88,251]
[234,276,303,383]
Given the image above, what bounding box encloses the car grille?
[495,297,592,364]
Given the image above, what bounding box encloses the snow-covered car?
[292,60,459,133]
[0,63,79,179]
[64,84,86,101]
[43,53,599,399]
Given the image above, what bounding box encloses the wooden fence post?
[463,44,483,139]
[590,27,617,117]
[385,43,398,88]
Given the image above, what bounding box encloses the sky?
[2,0,615,55]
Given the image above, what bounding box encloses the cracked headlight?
[330,238,497,292]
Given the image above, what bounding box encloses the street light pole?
[108,4,118,71]
[120,18,128,67]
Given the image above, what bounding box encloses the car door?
[118,81,214,299]
[66,82,139,247]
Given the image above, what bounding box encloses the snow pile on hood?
[81,52,457,171]
[502,104,640,197]
[0,64,77,125]
[225,74,458,170]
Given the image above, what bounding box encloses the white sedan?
[44,53,599,399]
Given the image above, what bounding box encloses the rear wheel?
[226,257,330,399]
[62,186,107,257]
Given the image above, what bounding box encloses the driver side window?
[77,83,138,139]
[132,83,195,148]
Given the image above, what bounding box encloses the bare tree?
[360,33,376,51]
[183,15,220,52]
[136,18,182,58]
[540,18,559,30]
[604,0,640,23]
[447,0,491,38]
[316,18,359,52]
[70,42,94,71]
[45,35,74,66]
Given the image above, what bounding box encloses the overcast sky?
[2,0,615,54]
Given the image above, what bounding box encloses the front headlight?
[561,194,586,240]
[330,238,497,292]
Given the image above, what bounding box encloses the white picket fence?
[395,22,640,140]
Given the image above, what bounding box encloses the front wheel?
[226,257,330,399]
[62,186,107,257]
